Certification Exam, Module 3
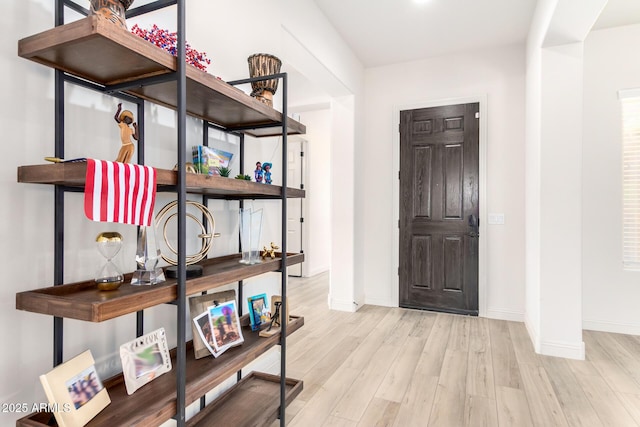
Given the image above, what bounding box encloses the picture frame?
[208,300,244,352]
[39,350,110,427]
[193,311,221,358]
[120,327,172,395]
[247,293,269,331]
[189,290,236,359]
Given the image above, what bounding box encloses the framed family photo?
[248,293,268,331]
[193,311,221,358]
[120,327,172,395]
[189,290,236,359]
[208,300,244,352]
[39,350,110,427]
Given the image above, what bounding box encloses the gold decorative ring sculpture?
[155,200,220,266]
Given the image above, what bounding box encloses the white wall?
[583,23,640,335]
[362,45,527,319]
[0,1,362,424]
[524,0,606,360]
[296,108,331,277]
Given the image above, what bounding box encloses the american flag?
[84,159,157,227]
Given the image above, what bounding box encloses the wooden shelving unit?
[16,253,304,322]
[186,372,303,427]
[18,163,305,199]
[18,15,305,138]
[16,317,304,427]
[16,2,304,426]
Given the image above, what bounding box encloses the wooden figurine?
[261,242,279,259]
[114,103,138,163]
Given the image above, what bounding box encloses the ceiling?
[312,0,640,68]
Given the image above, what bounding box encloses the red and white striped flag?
[84,159,157,227]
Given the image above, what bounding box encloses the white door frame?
[392,95,488,317]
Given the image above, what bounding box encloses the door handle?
[468,214,479,237]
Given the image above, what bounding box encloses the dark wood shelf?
[16,317,304,427]
[187,372,302,427]
[17,163,305,199]
[18,16,305,138]
[16,253,304,322]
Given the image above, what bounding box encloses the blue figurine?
[254,161,263,183]
[263,162,272,184]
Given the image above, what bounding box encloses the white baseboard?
[583,319,640,335]
[330,298,357,312]
[486,308,525,322]
[364,295,395,307]
[524,313,541,353]
[540,339,585,360]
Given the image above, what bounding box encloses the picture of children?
[114,103,138,163]
[65,366,104,409]
[208,301,244,351]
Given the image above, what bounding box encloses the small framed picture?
[40,350,111,427]
[189,290,236,359]
[193,311,222,358]
[248,293,269,331]
[120,327,172,395]
[208,300,244,352]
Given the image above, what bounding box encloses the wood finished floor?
[271,273,640,426]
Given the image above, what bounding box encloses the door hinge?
[300,151,304,157]
[398,220,400,228]
[475,112,480,119]
[398,171,400,180]
[300,184,304,190]
[300,217,304,223]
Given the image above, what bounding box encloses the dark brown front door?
[399,103,479,315]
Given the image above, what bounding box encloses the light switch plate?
[488,213,505,225]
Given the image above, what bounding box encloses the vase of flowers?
[89,0,134,29]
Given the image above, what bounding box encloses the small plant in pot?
[235,174,252,181]
[216,166,232,177]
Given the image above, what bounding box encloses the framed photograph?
[39,350,110,427]
[189,290,236,359]
[208,300,244,352]
[248,293,269,331]
[120,327,172,395]
[193,311,222,358]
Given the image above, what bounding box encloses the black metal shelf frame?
[50,1,292,426]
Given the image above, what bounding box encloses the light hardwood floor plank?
[428,349,468,426]
[518,363,568,426]
[489,320,523,389]
[332,311,418,421]
[414,313,454,377]
[375,335,429,403]
[573,368,637,426]
[393,374,439,427]
[617,392,640,425]
[495,386,534,427]
[540,356,603,427]
[508,321,542,367]
[464,395,498,427]
[282,274,640,427]
[357,397,401,427]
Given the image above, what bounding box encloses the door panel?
[413,146,433,218]
[287,140,304,277]
[399,103,479,315]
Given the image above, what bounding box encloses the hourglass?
[95,232,124,291]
